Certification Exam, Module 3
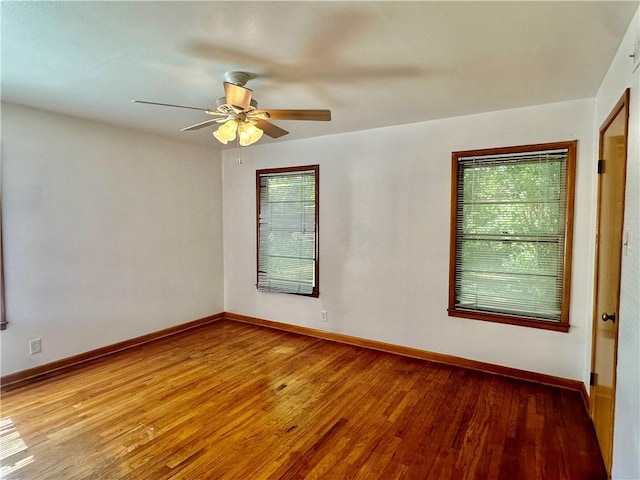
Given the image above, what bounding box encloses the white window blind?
[257,166,318,296]
[452,147,571,323]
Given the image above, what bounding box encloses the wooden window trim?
[448,141,577,333]
[0,159,5,331]
[256,164,320,298]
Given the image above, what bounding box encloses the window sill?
[447,308,570,333]
[257,288,319,298]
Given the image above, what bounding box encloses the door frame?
[589,88,630,473]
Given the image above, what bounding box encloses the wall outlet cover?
[29,338,42,355]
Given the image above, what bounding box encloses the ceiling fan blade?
[180,118,226,132]
[224,82,253,110]
[257,109,331,121]
[132,100,221,115]
[254,119,289,138]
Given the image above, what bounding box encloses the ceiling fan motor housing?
[216,96,258,114]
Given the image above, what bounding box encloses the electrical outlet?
[29,338,42,355]
[321,311,328,322]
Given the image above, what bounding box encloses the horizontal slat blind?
[454,149,569,321]
[258,168,317,295]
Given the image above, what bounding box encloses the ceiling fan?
[133,71,331,146]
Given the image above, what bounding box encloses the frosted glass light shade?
[238,121,263,146]
[213,120,238,144]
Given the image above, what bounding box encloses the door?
[590,88,629,475]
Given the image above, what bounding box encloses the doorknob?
[601,312,616,323]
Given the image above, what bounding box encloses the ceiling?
[2,1,638,150]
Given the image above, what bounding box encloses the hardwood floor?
[1,320,606,479]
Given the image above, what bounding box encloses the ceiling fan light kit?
[133,71,331,147]
[213,118,264,146]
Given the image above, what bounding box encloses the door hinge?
[597,159,604,174]
[590,371,596,386]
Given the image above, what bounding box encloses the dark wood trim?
[315,165,320,296]
[562,140,577,325]
[450,141,578,159]
[579,381,590,413]
[0,152,5,331]
[256,164,320,298]
[224,312,586,399]
[1,313,224,390]
[256,167,261,294]
[255,164,319,175]
[448,151,459,321]
[447,308,570,332]
[448,140,577,332]
[600,88,631,136]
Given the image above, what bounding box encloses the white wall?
[223,98,596,382]
[596,8,640,480]
[0,103,224,376]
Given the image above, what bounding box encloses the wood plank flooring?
[1,320,606,479]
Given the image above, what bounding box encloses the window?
[256,165,319,297]
[448,141,576,332]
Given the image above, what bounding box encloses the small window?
[256,165,319,297]
[448,141,576,332]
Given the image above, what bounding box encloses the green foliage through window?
[449,142,576,329]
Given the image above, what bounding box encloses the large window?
[256,165,319,297]
[448,141,576,332]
